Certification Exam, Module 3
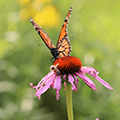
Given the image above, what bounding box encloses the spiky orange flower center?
[53,56,82,74]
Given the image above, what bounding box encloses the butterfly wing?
[57,6,72,58]
[57,6,72,45]
[30,18,55,50]
[57,37,71,58]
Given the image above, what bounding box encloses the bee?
[50,63,60,75]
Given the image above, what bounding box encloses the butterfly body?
[50,48,59,59]
[30,6,72,61]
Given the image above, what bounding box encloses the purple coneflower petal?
[54,75,62,91]
[81,67,98,77]
[63,74,67,80]
[73,74,78,91]
[73,74,79,86]
[68,74,77,91]
[35,73,56,96]
[29,83,41,99]
[95,76,113,89]
[29,83,37,89]
[36,72,55,92]
[37,71,54,85]
[29,83,39,92]
[76,72,97,91]
[81,67,113,90]
[95,118,99,120]
[64,81,66,90]
[56,90,60,100]
[53,75,62,100]
[38,95,41,100]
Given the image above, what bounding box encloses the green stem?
[66,82,73,120]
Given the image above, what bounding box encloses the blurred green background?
[0,0,119,119]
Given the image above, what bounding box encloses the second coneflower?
[30,56,113,100]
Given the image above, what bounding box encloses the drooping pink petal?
[36,72,55,92]
[29,83,36,88]
[50,80,54,88]
[53,75,62,90]
[38,72,56,90]
[56,90,60,100]
[64,81,66,90]
[76,72,97,91]
[73,74,79,91]
[37,71,55,86]
[29,83,41,99]
[35,73,56,96]
[81,67,99,77]
[29,83,39,92]
[95,76,113,89]
[63,74,67,90]
[38,95,41,100]
[95,118,99,120]
[30,72,55,94]
[68,74,77,91]
[81,67,113,90]
[63,74,67,80]
[73,74,79,85]
[53,75,62,100]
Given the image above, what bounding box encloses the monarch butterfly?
[30,6,72,61]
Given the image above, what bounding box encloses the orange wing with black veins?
[30,18,55,50]
[57,6,72,58]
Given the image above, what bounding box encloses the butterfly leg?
[50,57,56,63]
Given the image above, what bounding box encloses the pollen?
[53,56,82,74]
